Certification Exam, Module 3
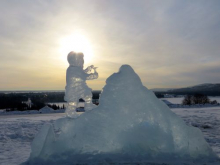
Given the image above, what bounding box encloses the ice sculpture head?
[67,51,84,67]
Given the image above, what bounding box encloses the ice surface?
[64,51,98,118]
[25,65,218,164]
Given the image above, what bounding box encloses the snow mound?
[39,106,54,113]
[25,65,218,164]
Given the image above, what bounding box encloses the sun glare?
[59,32,94,64]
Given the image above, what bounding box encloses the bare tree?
[182,94,210,105]
[182,95,192,105]
[192,94,210,104]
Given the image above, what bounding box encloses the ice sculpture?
[25,65,218,165]
[64,51,98,118]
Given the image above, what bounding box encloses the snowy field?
[0,113,66,165]
[172,107,220,158]
[0,107,220,165]
[160,96,220,104]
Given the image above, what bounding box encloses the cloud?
[0,0,220,90]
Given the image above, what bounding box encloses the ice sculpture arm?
[86,67,98,80]
[84,65,94,74]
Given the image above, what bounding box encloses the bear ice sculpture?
[64,51,98,118]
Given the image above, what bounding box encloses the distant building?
[22,98,32,108]
[78,98,85,108]
[76,98,85,112]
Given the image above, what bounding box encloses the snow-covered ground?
[0,107,220,165]
[161,96,220,104]
[0,106,65,116]
[171,107,220,158]
[0,113,66,165]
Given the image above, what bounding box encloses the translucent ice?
[26,65,217,164]
[64,51,98,118]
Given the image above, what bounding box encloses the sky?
[0,0,220,90]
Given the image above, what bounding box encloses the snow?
[0,108,65,116]
[161,99,173,106]
[171,107,220,158]
[1,110,39,115]
[39,106,54,113]
[64,51,98,118]
[0,113,65,165]
[23,65,218,164]
[161,97,220,105]
[1,108,220,165]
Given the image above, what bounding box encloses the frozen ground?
[0,113,66,165]
[160,96,220,104]
[171,107,220,158]
[0,107,220,165]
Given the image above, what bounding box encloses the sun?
[59,32,94,64]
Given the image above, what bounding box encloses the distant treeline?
[182,94,213,105]
[162,83,220,96]
[0,91,101,110]
[1,90,219,111]
[153,83,220,96]
[155,91,220,97]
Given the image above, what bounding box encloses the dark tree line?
[182,94,218,105]
[0,93,29,111]
[0,92,64,111]
[0,91,100,111]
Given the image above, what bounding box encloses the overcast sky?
[0,0,220,90]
